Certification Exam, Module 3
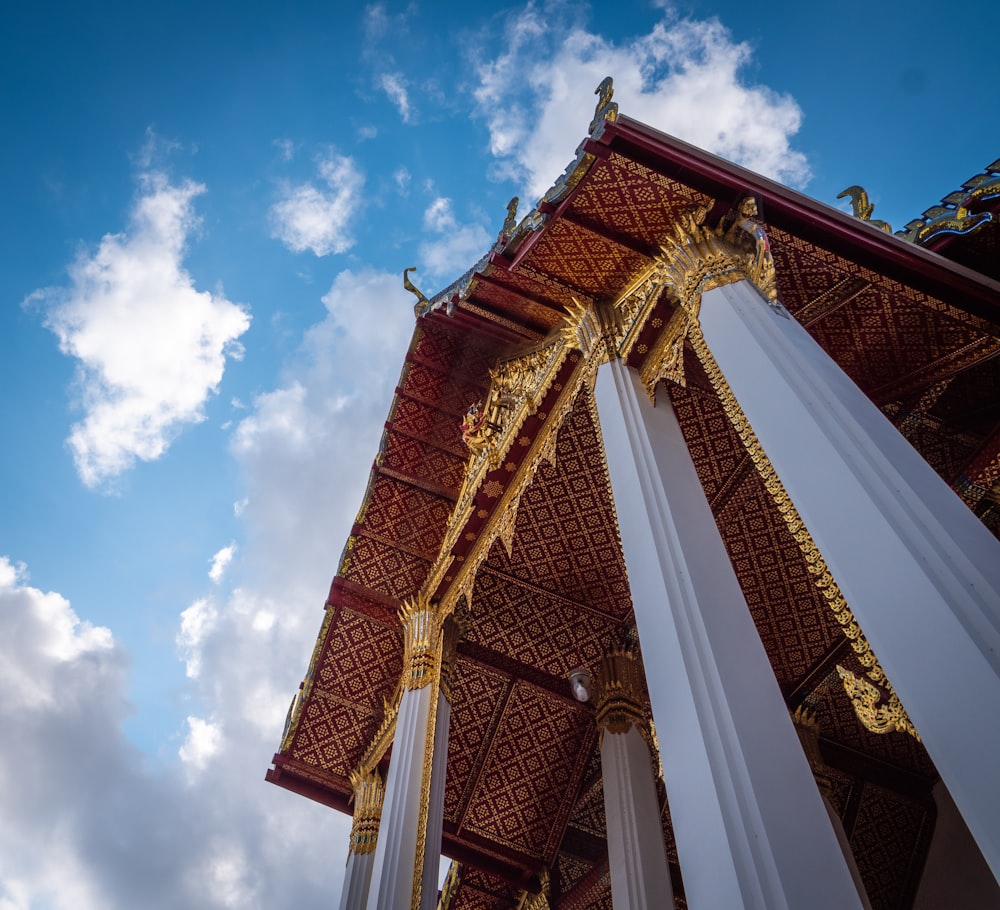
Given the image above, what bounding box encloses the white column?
[365,605,451,910]
[338,770,384,910]
[594,356,863,910]
[699,279,1000,879]
[419,693,450,910]
[339,849,377,910]
[597,647,674,909]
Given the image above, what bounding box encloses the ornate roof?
[267,101,1000,908]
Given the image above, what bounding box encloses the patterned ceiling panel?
[357,474,455,560]
[313,607,401,709]
[497,263,583,312]
[555,853,593,895]
[568,153,713,249]
[521,219,648,300]
[667,382,747,505]
[339,531,430,603]
[288,690,379,776]
[445,657,512,828]
[930,354,1000,439]
[849,783,933,910]
[503,397,633,617]
[408,318,502,396]
[400,359,491,422]
[769,226,1000,401]
[379,430,467,493]
[462,680,594,862]
[566,775,605,840]
[389,394,467,456]
[807,284,980,396]
[468,569,622,683]
[449,867,519,910]
[471,273,566,333]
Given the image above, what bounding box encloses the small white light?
[569,667,592,702]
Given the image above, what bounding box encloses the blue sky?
[1,1,995,906]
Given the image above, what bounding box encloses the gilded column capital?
[595,645,648,737]
[347,768,386,855]
[399,595,448,691]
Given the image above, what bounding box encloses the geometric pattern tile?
[445,657,512,827]
[290,691,377,776]
[380,429,467,493]
[506,396,632,618]
[449,867,519,910]
[341,532,430,603]
[358,474,454,560]
[717,475,843,692]
[463,680,594,862]
[849,783,933,910]
[313,607,401,710]
[570,153,712,251]
[400,360,491,422]
[525,218,647,300]
[469,567,622,683]
[390,394,468,455]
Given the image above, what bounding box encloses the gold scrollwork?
[400,594,448,691]
[836,665,919,739]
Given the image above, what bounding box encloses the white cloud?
[30,173,251,490]
[394,166,411,194]
[379,71,411,122]
[178,716,223,770]
[177,597,218,678]
[269,152,364,256]
[473,4,810,200]
[209,543,236,584]
[419,198,491,284]
[0,547,352,909]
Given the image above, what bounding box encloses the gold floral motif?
[348,768,386,855]
[688,325,918,738]
[836,665,919,739]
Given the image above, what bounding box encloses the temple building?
[266,81,1000,909]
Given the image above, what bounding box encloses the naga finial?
[501,196,518,240]
[402,267,429,310]
[837,185,892,232]
[589,76,618,136]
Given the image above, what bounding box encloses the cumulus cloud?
[179,716,223,770]
[30,173,251,490]
[269,152,364,256]
[0,544,352,910]
[473,3,810,199]
[231,268,415,598]
[418,197,492,284]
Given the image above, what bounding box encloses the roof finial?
[837,185,892,232]
[402,267,429,314]
[589,76,618,136]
